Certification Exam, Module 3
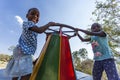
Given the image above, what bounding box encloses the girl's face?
[27,9,39,23]
[91,26,101,32]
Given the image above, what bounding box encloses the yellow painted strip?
[58,35,62,80]
[30,35,52,80]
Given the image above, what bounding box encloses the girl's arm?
[77,28,106,37]
[77,33,91,42]
[29,22,56,33]
[68,33,76,39]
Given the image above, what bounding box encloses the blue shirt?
[18,21,38,55]
[91,34,114,61]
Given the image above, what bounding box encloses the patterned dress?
[5,21,38,77]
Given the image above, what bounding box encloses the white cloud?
[15,15,23,27]
[10,30,14,33]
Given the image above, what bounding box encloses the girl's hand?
[95,52,102,57]
[75,28,80,35]
[74,29,78,36]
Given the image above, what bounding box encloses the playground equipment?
[30,23,77,80]
[0,23,93,80]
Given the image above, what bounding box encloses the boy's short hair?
[27,8,39,14]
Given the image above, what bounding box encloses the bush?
[0,54,11,62]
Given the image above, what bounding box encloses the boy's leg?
[104,59,119,80]
[20,74,31,80]
[92,61,104,80]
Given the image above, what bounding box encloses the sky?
[0,0,97,59]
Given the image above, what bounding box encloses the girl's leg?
[92,61,104,80]
[12,77,19,80]
[20,74,31,80]
[103,59,119,80]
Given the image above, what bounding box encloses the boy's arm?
[77,28,106,37]
[29,22,56,33]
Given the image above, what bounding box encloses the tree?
[0,54,11,62]
[72,51,82,71]
[78,48,88,61]
[72,48,93,74]
[92,0,120,55]
[80,59,93,75]
[72,48,88,63]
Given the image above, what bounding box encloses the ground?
[0,61,7,69]
[0,61,93,80]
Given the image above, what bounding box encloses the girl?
[5,8,56,80]
[76,23,120,80]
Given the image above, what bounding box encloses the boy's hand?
[47,22,56,26]
[55,23,61,25]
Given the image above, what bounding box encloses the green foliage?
[72,48,93,75]
[78,48,88,60]
[0,54,11,62]
[80,59,93,75]
[72,51,82,71]
[117,64,120,75]
[72,48,88,61]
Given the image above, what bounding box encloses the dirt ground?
[0,61,7,69]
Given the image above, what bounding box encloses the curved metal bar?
[47,28,75,33]
[45,23,76,38]
[62,31,75,33]
[47,28,59,32]
[50,23,76,31]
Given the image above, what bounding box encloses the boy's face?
[27,9,40,23]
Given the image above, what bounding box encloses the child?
[5,8,56,80]
[75,23,120,80]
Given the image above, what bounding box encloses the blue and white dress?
[5,21,38,77]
